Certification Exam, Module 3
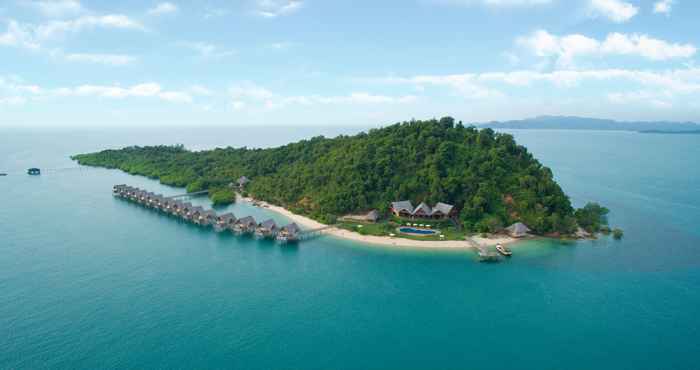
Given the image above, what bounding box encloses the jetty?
[466,237,501,262]
[112,184,319,245]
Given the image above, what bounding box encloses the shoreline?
[237,194,521,249]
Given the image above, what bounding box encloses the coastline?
[237,194,520,249]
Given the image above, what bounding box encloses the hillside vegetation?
[73,117,604,234]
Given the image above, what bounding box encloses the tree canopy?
[73,117,596,234]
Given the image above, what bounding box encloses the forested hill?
[73,117,588,234]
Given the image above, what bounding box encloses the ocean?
[1,127,699,369]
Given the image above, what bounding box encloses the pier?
[166,190,209,199]
[113,184,308,244]
[466,237,501,262]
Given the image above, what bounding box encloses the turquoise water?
[1,128,699,369]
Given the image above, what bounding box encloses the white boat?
[496,244,512,257]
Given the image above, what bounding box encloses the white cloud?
[34,15,145,40]
[229,83,417,109]
[607,90,674,109]
[268,42,295,50]
[517,30,696,68]
[159,91,192,103]
[203,8,229,19]
[148,2,178,16]
[588,0,638,23]
[383,74,504,99]
[369,66,700,107]
[231,101,246,110]
[0,96,27,105]
[229,84,275,100]
[256,0,303,18]
[24,0,84,17]
[0,14,145,52]
[653,0,673,15]
[0,20,41,49]
[437,0,552,6]
[68,83,193,103]
[62,52,136,66]
[179,41,236,58]
[190,85,213,96]
[1,77,193,104]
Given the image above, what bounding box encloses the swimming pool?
[398,227,438,235]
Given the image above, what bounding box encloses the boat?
[27,168,41,175]
[496,244,512,257]
[0,173,7,176]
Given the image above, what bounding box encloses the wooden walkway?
[466,238,501,262]
[166,190,209,199]
[298,226,332,240]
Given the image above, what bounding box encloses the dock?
[112,184,311,244]
[466,237,501,262]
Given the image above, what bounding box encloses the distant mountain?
[479,116,700,132]
[639,129,700,135]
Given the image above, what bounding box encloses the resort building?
[237,176,250,189]
[506,222,531,238]
[255,219,278,239]
[390,201,456,220]
[234,216,257,235]
[277,223,301,243]
[214,213,237,233]
[198,210,217,226]
[339,209,381,223]
[189,206,205,223]
[180,202,194,219]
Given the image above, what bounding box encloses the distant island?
[479,116,700,133]
[73,118,618,247]
[639,129,700,135]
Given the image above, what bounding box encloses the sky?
[1,0,699,127]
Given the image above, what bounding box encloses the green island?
[72,117,616,241]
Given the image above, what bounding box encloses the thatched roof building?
[506,222,531,238]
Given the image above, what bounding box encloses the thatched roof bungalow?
[277,223,301,243]
[214,213,237,232]
[255,219,278,239]
[391,200,456,220]
[391,201,414,218]
[234,216,257,234]
[506,222,531,238]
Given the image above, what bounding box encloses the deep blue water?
[1,127,699,370]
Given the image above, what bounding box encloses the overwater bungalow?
[234,216,257,235]
[197,210,217,227]
[214,213,237,232]
[505,222,531,238]
[190,206,205,224]
[160,198,173,212]
[255,219,278,239]
[169,200,184,215]
[113,184,127,195]
[390,200,456,220]
[276,223,301,243]
[180,203,195,221]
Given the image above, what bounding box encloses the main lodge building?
[390,201,456,220]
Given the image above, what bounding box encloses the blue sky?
[1,0,699,126]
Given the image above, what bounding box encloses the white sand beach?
[237,194,519,249]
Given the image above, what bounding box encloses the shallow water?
[1,127,698,369]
